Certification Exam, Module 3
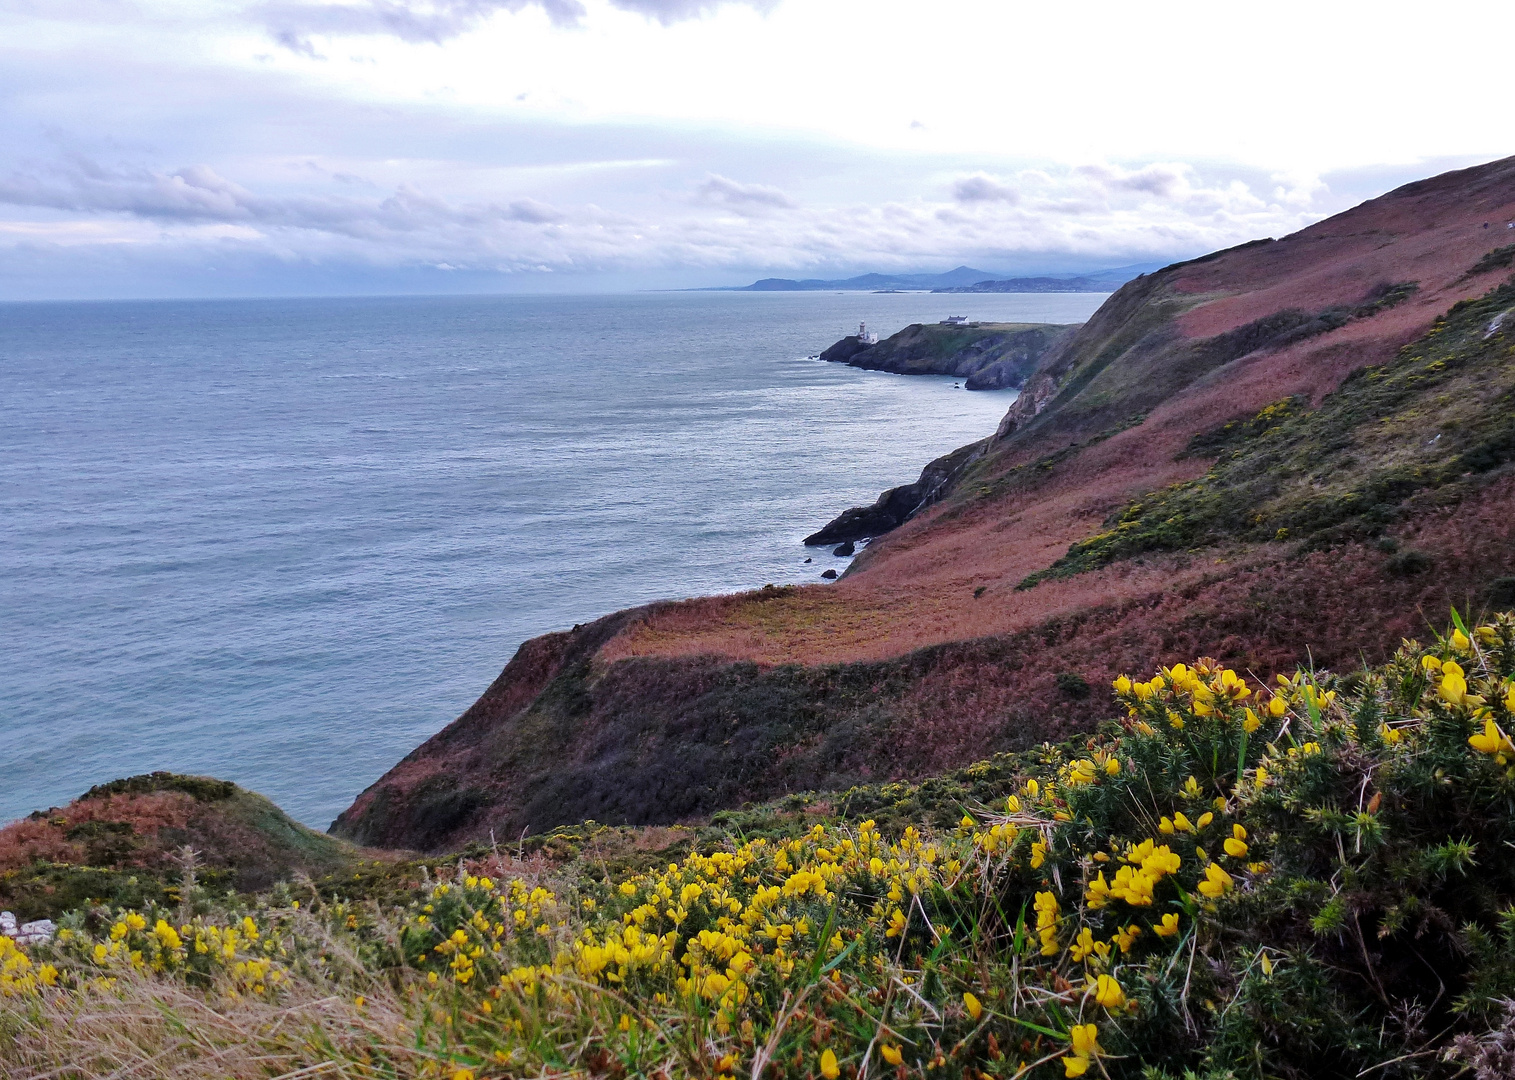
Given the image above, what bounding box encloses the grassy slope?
[1018,278,1515,586]
[336,288,1515,851]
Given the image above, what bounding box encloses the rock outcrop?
[802,438,988,546]
[819,321,1074,390]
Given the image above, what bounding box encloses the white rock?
[16,919,56,946]
[1,911,55,946]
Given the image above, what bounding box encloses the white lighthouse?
[858,321,880,345]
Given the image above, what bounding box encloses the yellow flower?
[1091,973,1125,1009]
[1198,863,1234,898]
[1104,757,1121,776]
[1422,654,1442,671]
[1224,837,1249,858]
[880,1044,904,1066]
[1470,719,1515,760]
[1439,660,1469,706]
[1260,952,1274,976]
[963,991,983,1020]
[1154,912,1181,938]
[1380,724,1402,745]
[1243,708,1261,733]
[1065,1024,1102,1077]
[1183,776,1201,798]
[1173,812,1194,834]
[1452,629,1471,652]
[153,920,182,951]
[1158,816,1174,835]
[820,1049,840,1079]
[1268,694,1287,717]
[1197,812,1214,828]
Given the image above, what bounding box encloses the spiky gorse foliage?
[7,618,1515,1078]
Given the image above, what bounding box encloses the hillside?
[706,264,1156,292]
[817,321,1075,390]
[333,156,1515,854]
[11,627,1515,1078]
[0,772,367,921]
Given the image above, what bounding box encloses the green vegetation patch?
[1019,279,1515,589]
[1468,244,1515,277]
[79,772,236,803]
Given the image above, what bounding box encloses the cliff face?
[334,156,1515,853]
[818,321,1074,389]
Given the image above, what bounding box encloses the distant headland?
[693,262,1165,293]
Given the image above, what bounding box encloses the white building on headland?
[940,315,969,326]
[857,321,880,345]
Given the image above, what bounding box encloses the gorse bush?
[7,615,1515,1078]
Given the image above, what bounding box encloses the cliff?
[333,155,1515,854]
[818,320,1074,389]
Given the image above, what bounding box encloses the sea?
[0,290,1107,829]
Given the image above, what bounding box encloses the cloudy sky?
[3,0,1512,299]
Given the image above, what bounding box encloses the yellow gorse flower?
[1091,973,1125,1010]
[820,1048,840,1079]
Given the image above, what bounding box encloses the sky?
[2,0,1513,299]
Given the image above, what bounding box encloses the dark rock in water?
[832,541,855,557]
[804,439,989,546]
[820,568,838,579]
[817,335,874,365]
[803,557,812,563]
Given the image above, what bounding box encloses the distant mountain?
[702,263,1165,293]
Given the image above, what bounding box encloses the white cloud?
[1,0,1509,297]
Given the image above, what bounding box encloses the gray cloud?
[258,0,777,51]
[952,173,1019,203]
[696,173,795,211]
[1075,162,1188,199]
[0,157,576,241]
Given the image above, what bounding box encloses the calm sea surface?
[0,291,1106,828]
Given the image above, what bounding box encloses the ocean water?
[0,291,1106,828]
